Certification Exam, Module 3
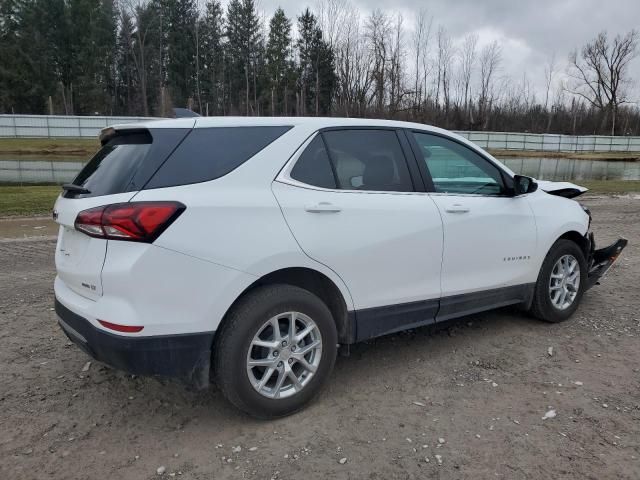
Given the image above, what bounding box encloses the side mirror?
[513,175,538,196]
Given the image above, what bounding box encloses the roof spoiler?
[173,108,200,118]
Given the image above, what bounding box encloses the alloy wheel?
[549,254,580,310]
[246,311,323,399]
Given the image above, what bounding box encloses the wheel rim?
[549,254,580,310]
[246,311,323,399]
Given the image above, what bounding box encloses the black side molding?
[437,284,534,322]
[353,299,439,342]
[350,283,535,343]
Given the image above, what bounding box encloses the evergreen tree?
[0,0,63,113]
[266,8,294,115]
[130,1,162,116]
[66,0,117,114]
[198,0,224,115]
[296,9,335,115]
[115,10,136,114]
[226,0,263,114]
[159,0,197,109]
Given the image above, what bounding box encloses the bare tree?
[334,5,374,116]
[478,40,501,129]
[543,52,557,131]
[411,9,432,110]
[316,0,348,49]
[459,33,478,126]
[436,26,454,118]
[567,30,639,134]
[366,9,391,113]
[387,13,406,113]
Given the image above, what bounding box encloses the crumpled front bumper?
[586,233,628,290]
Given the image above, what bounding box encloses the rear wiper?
[62,183,91,194]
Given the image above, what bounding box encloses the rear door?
[407,130,537,316]
[273,129,443,338]
[53,128,190,300]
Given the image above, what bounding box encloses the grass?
[1,181,639,217]
[579,180,640,194]
[0,138,98,159]
[0,185,60,216]
[489,149,640,161]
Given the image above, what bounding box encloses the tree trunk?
[245,64,249,116]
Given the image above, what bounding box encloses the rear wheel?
[530,239,587,323]
[213,284,337,418]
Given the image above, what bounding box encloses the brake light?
[75,202,185,242]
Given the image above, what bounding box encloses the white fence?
[0,114,149,138]
[453,131,640,153]
[1,114,640,152]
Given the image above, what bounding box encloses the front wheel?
[530,239,587,323]
[213,284,337,419]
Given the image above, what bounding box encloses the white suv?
[53,117,626,418]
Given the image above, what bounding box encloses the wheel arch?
[557,230,590,258]
[220,267,354,345]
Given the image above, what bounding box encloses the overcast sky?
[249,0,640,101]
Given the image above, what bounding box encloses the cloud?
[249,0,640,99]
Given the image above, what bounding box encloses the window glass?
[290,135,336,189]
[146,126,291,189]
[412,132,505,195]
[322,130,413,192]
[66,131,152,198]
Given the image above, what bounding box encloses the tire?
[530,239,587,323]
[213,284,337,419]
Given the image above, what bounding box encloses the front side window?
[322,129,413,192]
[412,132,506,195]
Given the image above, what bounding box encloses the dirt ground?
[1,195,639,480]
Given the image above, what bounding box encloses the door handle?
[445,204,470,214]
[304,202,342,213]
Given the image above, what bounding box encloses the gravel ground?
[1,195,639,480]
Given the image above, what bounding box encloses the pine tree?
[296,9,335,116]
[266,8,294,115]
[226,0,263,115]
[62,0,117,114]
[198,0,224,115]
[159,0,197,109]
[129,1,162,116]
[115,10,136,114]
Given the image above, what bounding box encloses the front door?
[408,130,537,319]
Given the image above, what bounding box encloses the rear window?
[65,128,193,198]
[65,132,152,198]
[144,126,292,189]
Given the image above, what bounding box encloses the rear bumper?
[55,299,214,388]
[586,235,628,290]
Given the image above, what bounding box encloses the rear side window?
[290,136,336,189]
[66,132,152,198]
[322,130,414,192]
[145,126,291,189]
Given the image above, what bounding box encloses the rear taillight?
[75,202,185,242]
